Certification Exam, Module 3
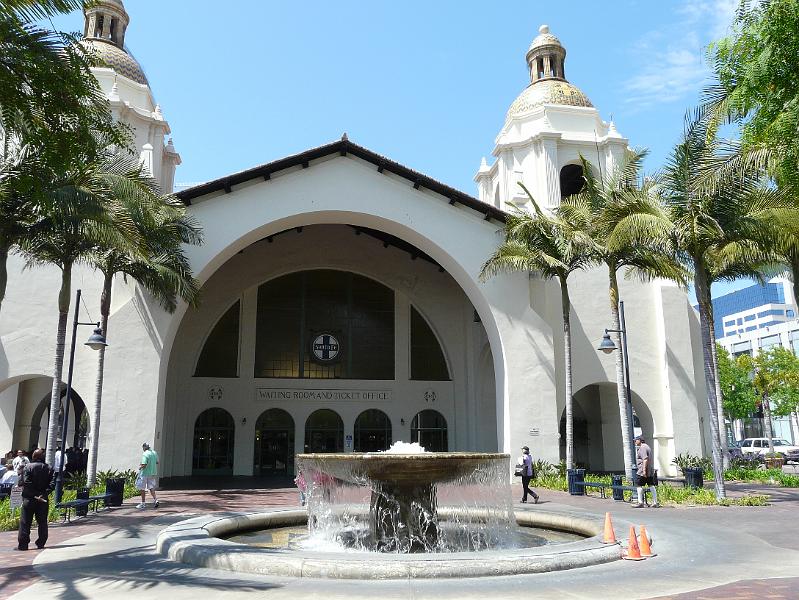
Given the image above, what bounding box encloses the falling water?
[296,444,515,553]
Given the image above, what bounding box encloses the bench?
[56,499,91,522]
[89,492,116,512]
[573,480,655,502]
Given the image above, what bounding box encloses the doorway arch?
[411,409,448,451]
[354,409,392,452]
[304,409,344,453]
[254,408,295,475]
[192,407,235,475]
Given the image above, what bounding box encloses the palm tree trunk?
[87,271,112,486]
[707,317,729,468]
[560,276,574,470]
[694,263,726,500]
[789,255,799,315]
[0,244,8,315]
[45,263,72,466]
[608,266,634,480]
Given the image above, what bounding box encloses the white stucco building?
[0,5,711,479]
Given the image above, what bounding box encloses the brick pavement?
[1,483,796,599]
[0,487,299,599]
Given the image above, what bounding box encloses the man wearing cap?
[136,442,159,509]
[633,435,659,508]
[518,445,539,504]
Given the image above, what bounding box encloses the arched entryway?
[411,409,448,451]
[192,407,235,475]
[254,408,294,475]
[560,383,655,472]
[354,409,392,452]
[304,409,343,453]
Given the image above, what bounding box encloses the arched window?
[192,408,235,475]
[304,409,344,453]
[254,409,295,475]
[410,306,450,381]
[411,410,448,452]
[354,409,392,452]
[194,301,240,377]
[559,164,584,199]
[255,270,394,379]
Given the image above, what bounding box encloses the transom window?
[254,270,394,379]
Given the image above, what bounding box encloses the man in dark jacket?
[17,448,56,551]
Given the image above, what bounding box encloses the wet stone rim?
[156,508,622,579]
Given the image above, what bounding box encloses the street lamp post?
[54,289,108,504]
[597,300,637,480]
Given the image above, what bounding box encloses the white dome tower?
[475,25,627,211]
[81,0,181,193]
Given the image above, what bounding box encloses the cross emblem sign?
[312,334,340,362]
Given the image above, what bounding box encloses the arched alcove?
[559,163,584,198]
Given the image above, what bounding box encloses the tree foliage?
[708,0,799,190]
[716,344,757,419]
[739,346,799,417]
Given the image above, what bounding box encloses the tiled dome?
[507,79,593,118]
[80,39,148,85]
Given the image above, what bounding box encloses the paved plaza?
[1,480,798,600]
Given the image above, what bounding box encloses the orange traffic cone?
[602,512,617,544]
[639,525,656,557]
[623,525,645,560]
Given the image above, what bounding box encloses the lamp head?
[597,332,617,354]
[85,327,108,350]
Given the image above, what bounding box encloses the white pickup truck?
[739,438,799,463]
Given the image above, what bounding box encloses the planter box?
[764,457,785,469]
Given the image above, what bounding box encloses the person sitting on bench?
[633,435,659,508]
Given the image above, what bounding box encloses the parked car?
[739,438,799,463]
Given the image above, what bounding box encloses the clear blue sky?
[52,0,754,299]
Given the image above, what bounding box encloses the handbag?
[135,471,145,490]
[513,465,524,477]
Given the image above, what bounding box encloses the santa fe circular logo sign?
[311,333,340,362]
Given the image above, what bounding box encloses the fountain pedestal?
[369,482,438,552]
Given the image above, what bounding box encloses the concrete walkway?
[2,482,798,600]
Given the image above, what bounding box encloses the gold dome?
[507,79,593,118]
[80,39,148,85]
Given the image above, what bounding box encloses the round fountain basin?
[156,508,622,579]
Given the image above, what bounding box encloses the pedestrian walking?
[136,442,159,509]
[16,448,55,551]
[518,446,539,504]
[633,435,659,508]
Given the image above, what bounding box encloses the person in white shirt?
[53,448,67,472]
[517,446,539,504]
[12,450,29,477]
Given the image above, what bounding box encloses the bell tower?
[476,25,628,212]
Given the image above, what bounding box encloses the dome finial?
[526,24,567,84]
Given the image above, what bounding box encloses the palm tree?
[481,185,595,469]
[20,145,141,466]
[85,177,202,485]
[655,119,798,500]
[560,150,685,481]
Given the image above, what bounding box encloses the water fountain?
[296,443,514,553]
[157,443,622,578]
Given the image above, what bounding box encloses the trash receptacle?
[76,488,89,517]
[611,474,624,501]
[105,477,125,507]
[683,467,704,489]
[567,468,585,495]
